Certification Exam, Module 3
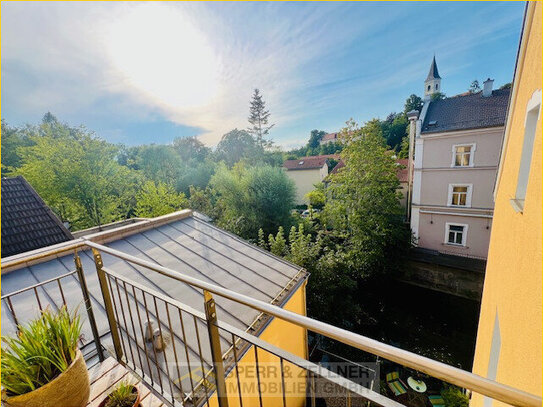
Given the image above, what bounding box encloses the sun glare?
[107,4,219,109]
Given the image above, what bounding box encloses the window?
[445,223,468,246]
[448,184,473,207]
[511,89,541,213]
[451,143,476,167]
[435,83,439,90]
[427,85,431,91]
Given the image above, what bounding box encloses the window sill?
[509,198,525,214]
[442,243,468,249]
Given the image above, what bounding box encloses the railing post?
[204,290,229,407]
[92,248,124,362]
[74,250,105,362]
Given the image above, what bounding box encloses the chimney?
[483,78,494,97]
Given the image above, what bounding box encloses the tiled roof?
[1,176,73,258]
[421,88,511,134]
[321,132,339,142]
[329,158,409,182]
[283,154,340,170]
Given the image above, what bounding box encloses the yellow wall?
[471,3,541,405]
[210,281,308,407]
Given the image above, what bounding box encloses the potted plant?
[98,381,140,407]
[1,306,90,407]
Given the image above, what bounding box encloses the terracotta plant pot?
[98,385,141,407]
[3,349,90,407]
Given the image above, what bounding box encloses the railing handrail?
[84,239,541,407]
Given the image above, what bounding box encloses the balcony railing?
[1,239,541,407]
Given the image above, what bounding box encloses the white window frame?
[444,222,468,247]
[451,143,476,167]
[447,183,473,207]
[511,89,541,213]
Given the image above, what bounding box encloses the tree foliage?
[135,181,188,218]
[404,94,423,114]
[210,163,295,239]
[247,88,274,148]
[469,80,481,94]
[324,120,411,277]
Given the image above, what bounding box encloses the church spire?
[426,55,441,81]
[424,55,442,99]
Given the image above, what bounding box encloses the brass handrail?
[83,240,541,407]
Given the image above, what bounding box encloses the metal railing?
[2,238,541,407]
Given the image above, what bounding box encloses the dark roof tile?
[421,88,510,134]
[1,176,73,258]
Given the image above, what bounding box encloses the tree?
[173,136,210,162]
[1,120,34,176]
[381,113,408,151]
[308,130,326,150]
[215,129,262,167]
[469,80,481,94]
[135,145,183,188]
[16,124,139,229]
[210,163,295,239]
[404,94,423,114]
[500,82,512,90]
[135,181,188,217]
[324,120,411,278]
[431,92,446,101]
[247,89,274,148]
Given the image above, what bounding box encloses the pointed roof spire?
[426,56,441,80]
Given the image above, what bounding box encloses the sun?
[106,4,219,110]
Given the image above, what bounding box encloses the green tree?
[308,130,326,150]
[135,181,188,217]
[305,186,326,209]
[324,120,411,277]
[500,82,512,90]
[210,163,295,239]
[173,136,210,162]
[215,129,262,167]
[135,145,183,188]
[247,89,274,148]
[17,125,139,229]
[469,79,481,94]
[431,92,446,101]
[1,120,34,176]
[404,94,423,114]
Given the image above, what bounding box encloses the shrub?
[105,381,137,407]
[441,385,469,407]
[1,306,82,396]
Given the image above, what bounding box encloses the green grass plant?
[1,306,82,396]
[105,381,137,407]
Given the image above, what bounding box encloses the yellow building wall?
[210,281,308,407]
[471,3,541,405]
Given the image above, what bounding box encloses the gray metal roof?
[1,212,307,398]
[1,176,73,257]
[421,88,511,134]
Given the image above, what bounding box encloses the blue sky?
[1,2,525,148]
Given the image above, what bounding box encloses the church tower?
[424,56,442,99]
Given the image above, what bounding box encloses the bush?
[441,385,469,407]
[1,306,82,396]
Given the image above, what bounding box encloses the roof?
[426,56,441,81]
[283,154,339,170]
[321,132,339,142]
[1,211,307,391]
[421,88,511,134]
[1,176,73,258]
[329,158,409,182]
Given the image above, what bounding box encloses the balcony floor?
[87,357,167,407]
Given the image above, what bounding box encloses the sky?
[1,2,525,148]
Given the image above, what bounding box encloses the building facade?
[472,2,541,404]
[410,58,510,259]
[283,155,338,204]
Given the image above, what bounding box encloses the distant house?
[319,132,340,145]
[328,158,410,206]
[410,56,511,259]
[283,154,339,204]
[1,176,73,257]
